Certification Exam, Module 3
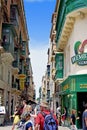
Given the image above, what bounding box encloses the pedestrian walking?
[17,111,34,130]
[22,100,31,113]
[10,105,20,130]
[24,112,34,130]
[70,109,77,130]
[30,106,37,128]
[56,105,61,126]
[21,100,32,119]
[82,103,87,130]
[35,101,58,130]
[61,107,67,126]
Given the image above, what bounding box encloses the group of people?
[56,103,87,130]
[10,100,58,130]
[10,100,34,130]
[10,99,87,130]
[56,105,79,130]
[70,104,87,130]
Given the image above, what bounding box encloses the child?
[17,111,34,130]
[24,112,34,130]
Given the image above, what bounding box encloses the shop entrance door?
[77,92,87,128]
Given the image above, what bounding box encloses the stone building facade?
[0,0,35,120]
[55,0,87,128]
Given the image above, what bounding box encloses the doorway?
[77,92,87,128]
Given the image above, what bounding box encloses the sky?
[24,0,56,98]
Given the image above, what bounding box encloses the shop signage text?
[80,84,87,88]
[71,53,87,65]
[63,84,69,91]
[71,40,87,66]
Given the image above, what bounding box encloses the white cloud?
[25,0,54,2]
[30,43,48,98]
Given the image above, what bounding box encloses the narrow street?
[0,0,87,130]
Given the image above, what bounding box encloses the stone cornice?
[56,0,87,51]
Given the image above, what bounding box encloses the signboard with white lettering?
[0,106,6,114]
[71,40,87,66]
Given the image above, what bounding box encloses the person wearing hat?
[35,101,58,130]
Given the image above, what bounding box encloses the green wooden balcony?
[20,50,26,56]
[55,69,63,80]
[12,82,18,89]
[56,0,87,45]
[55,53,64,80]
[2,23,17,54]
[10,4,19,26]
[65,0,87,14]
[2,44,9,52]
[12,60,19,68]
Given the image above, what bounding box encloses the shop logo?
[71,39,87,65]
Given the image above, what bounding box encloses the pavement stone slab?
[0,125,71,130]
[58,126,70,130]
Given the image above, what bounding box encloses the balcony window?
[3,11,8,22]
[19,62,22,73]
[0,65,3,80]
[3,35,9,43]
[2,24,16,54]
[4,0,8,5]
[8,71,10,84]
[10,5,19,26]
[16,79,20,90]
[26,58,30,65]
[12,50,19,68]
[21,41,26,56]
[47,65,50,77]
[19,60,24,74]
[55,53,64,79]
[14,48,19,61]
[2,29,10,44]
[14,50,18,60]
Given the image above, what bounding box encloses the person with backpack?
[35,101,58,130]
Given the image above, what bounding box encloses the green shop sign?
[71,40,87,66]
[71,53,87,65]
